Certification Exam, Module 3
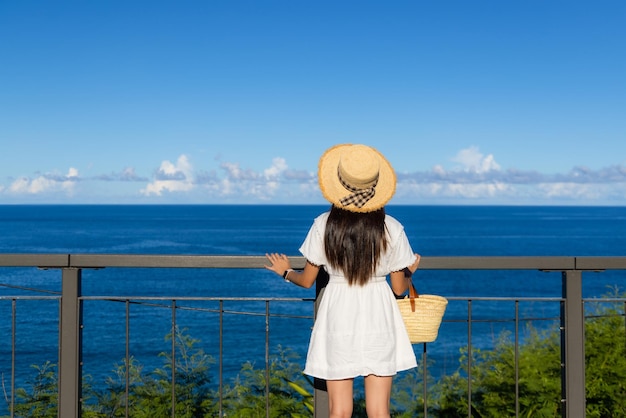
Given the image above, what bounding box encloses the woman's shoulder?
[384,213,404,228]
[384,214,406,236]
[309,211,330,230]
[313,211,330,223]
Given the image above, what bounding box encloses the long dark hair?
[324,205,388,285]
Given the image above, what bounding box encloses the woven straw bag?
[397,277,448,344]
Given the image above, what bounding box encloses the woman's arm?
[390,253,421,295]
[265,253,320,289]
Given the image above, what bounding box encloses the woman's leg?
[326,378,354,418]
[364,374,392,418]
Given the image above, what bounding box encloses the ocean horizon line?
[2,202,625,208]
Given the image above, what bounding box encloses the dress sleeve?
[384,216,417,273]
[298,213,328,267]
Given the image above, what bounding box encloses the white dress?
[299,211,418,380]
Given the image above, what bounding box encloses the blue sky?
[1,1,625,205]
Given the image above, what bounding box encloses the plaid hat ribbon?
[338,168,378,208]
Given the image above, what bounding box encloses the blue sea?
[1,204,626,404]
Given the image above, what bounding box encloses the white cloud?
[205,157,294,200]
[7,168,79,195]
[263,157,288,179]
[2,147,626,204]
[398,181,515,200]
[220,162,258,181]
[96,167,148,182]
[8,177,33,193]
[67,167,78,178]
[393,146,626,203]
[451,146,501,173]
[140,155,194,196]
[538,182,605,200]
[444,182,512,198]
[432,165,446,176]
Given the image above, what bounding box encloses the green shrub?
[584,296,626,417]
[221,345,313,417]
[2,294,625,417]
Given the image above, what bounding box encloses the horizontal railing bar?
[0,254,623,271]
[69,254,285,268]
[0,253,69,267]
[445,317,561,323]
[79,296,312,302]
[583,298,626,303]
[576,256,626,270]
[0,296,61,300]
[77,295,566,303]
[76,298,315,319]
[445,296,563,301]
[2,253,626,271]
[0,254,612,270]
[423,256,576,270]
[70,255,577,270]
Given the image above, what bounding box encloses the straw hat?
[318,144,396,213]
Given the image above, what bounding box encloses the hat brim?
[318,144,396,213]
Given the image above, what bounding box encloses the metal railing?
[1,254,626,418]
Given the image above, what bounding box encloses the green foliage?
[3,294,625,417]
[584,296,626,417]
[390,363,433,417]
[221,345,313,417]
[9,361,58,418]
[430,292,626,418]
[433,325,563,417]
[87,326,218,418]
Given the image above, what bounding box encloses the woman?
[265,144,420,418]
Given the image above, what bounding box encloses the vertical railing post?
[313,270,329,418]
[561,270,585,418]
[59,267,83,418]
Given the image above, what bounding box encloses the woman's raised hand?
[264,253,291,276]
